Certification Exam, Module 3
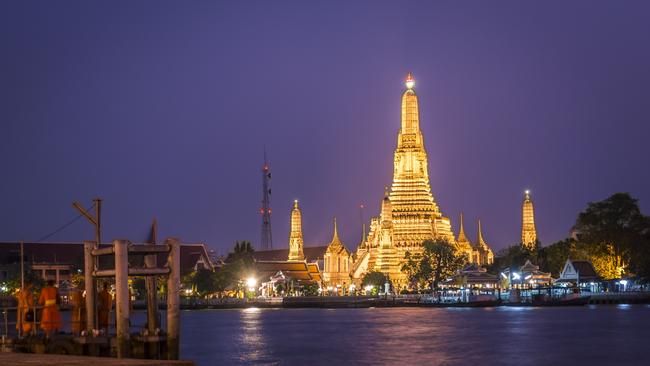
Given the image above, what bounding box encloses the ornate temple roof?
[474,219,491,252]
[455,213,473,254]
[252,245,328,263]
[326,218,349,255]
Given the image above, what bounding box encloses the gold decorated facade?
[322,218,352,292]
[287,200,305,261]
[279,74,497,290]
[521,190,537,249]
[350,73,492,287]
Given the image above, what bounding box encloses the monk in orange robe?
[98,282,113,333]
[69,283,86,335]
[38,280,61,336]
[15,283,35,335]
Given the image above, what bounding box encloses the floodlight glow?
[246,277,257,288]
[512,273,521,280]
[405,73,415,89]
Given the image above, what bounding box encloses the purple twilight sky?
[2,1,650,255]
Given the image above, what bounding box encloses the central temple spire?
[388,72,454,246]
[400,72,421,135]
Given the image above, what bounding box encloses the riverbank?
[173,292,650,309]
[0,353,194,366]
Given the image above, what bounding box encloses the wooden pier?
[1,238,184,362]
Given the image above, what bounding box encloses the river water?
[177,304,650,365]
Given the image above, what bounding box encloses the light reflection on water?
[177,306,649,365]
[238,307,272,363]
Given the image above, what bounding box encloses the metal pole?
[166,238,181,360]
[83,241,96,333]
[114,240,130,358]
[20,241,24,290]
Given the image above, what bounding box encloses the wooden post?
[166,238,181,360]
[83,241,96,333]
[145,250,158,333]
[114,239,130,358]
[144,245,159,358]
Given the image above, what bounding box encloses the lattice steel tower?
[260,150,273,250]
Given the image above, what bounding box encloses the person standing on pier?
[98,282,113,333]
[15,283,35,335]
[38,280,61,337]
[69,281,86,335]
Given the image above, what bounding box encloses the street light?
[364,285,373,295]
[246,277,257,289]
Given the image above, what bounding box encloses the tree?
[631,221,650,282]
[1,267,45,295]
[402,239,467,290]
[361,271,389,288]
[538,238,620,279]
[302,283,320,296]
[490,245,536,275]
[573,193,647,276]
[537,239,574,277]
[211,241,258,296]
[402,251,424,289]
[227,241,255,262]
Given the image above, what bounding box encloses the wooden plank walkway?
[0,353,194,366]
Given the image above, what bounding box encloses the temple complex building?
[455,214,493,266]
[322,218,352,291]
[473,220,494,265]
[288,200,305,261]
[521,190,538,249]
[455,213,474,261]
[262,74,496,291]
[352,73,478,288]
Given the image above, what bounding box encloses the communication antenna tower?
[260,149,273,250]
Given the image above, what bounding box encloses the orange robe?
[38,286,61,332]
[98,289,113,330]
[15,288,35,334]
[70,288,86,334]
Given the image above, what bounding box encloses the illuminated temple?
[254,74,495,292]
[350,73,493,287]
